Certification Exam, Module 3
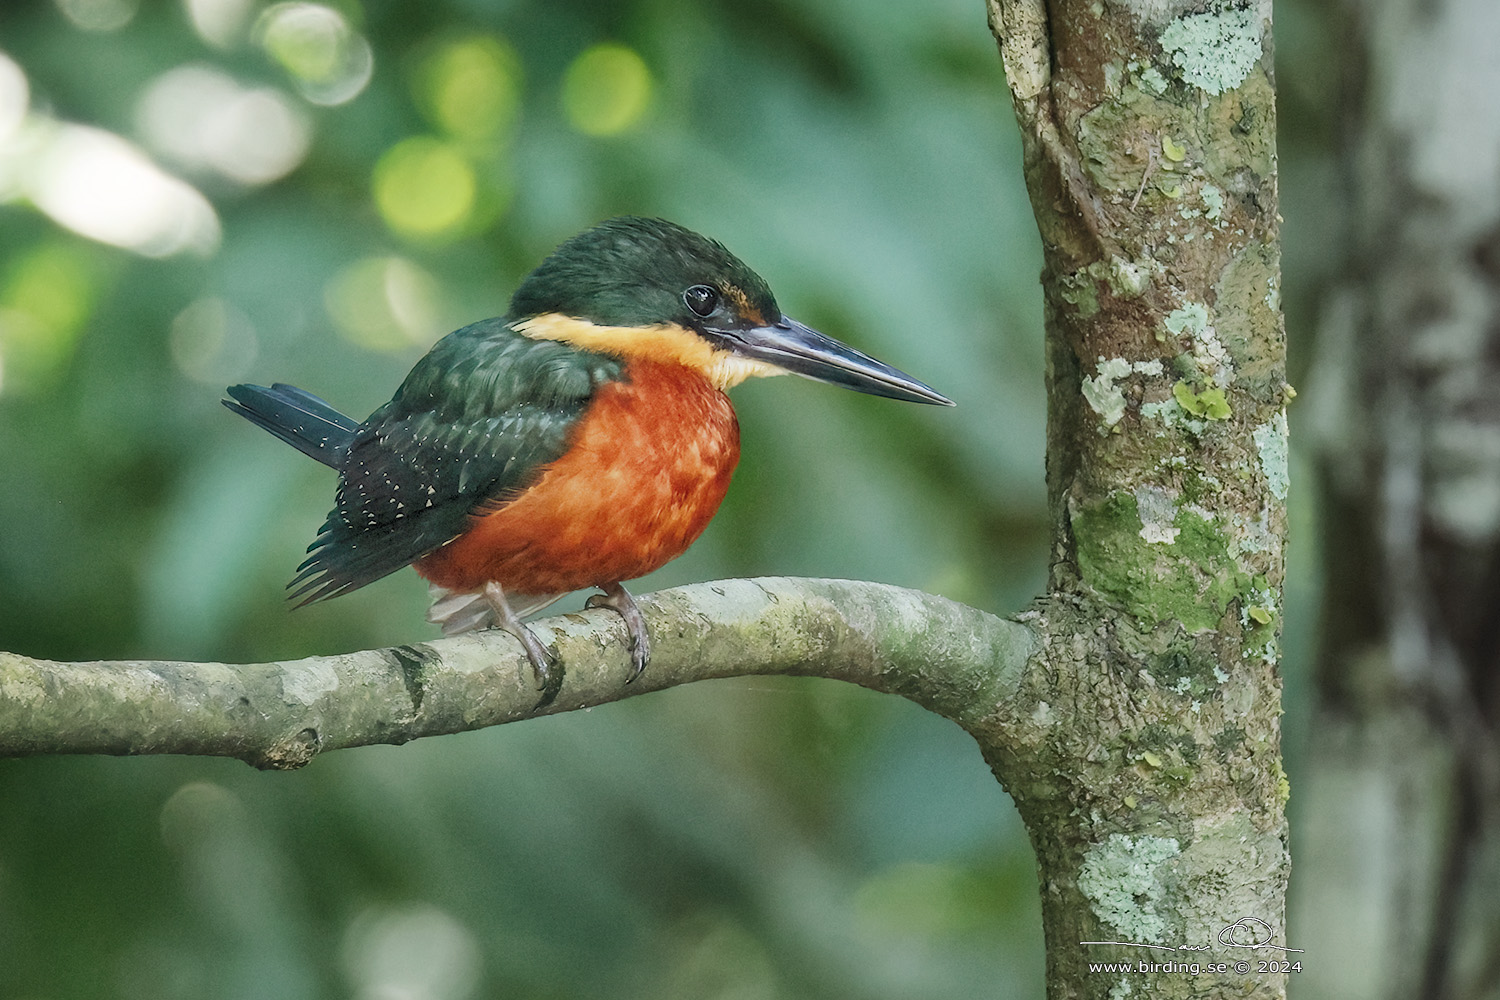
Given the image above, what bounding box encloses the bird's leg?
[586,581,652,681]
[482,581,563,708]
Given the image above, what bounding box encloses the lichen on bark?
[985,0,1291,995]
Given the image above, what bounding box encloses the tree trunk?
[985,1,1292,996]
[1296,1,1500,997]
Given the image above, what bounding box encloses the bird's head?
[509,217,953,405]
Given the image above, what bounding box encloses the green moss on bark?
[1072,491,1250,632]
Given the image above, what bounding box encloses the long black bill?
[717,316,954,405]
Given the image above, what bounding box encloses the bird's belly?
[415,360,740,595]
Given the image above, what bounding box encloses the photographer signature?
[1081,917,1304,953]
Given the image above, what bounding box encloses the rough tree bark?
[0,2,1292,997]
[1296,1,1500,998]
[984,1,1292,996]
[0,579,1028,769]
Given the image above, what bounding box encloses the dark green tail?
[223,383,358,469]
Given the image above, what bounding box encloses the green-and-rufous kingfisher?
[226,217,952,706]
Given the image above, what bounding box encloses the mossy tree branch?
[0,578,1033,770]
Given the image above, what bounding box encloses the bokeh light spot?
[325,256,444,352]
[170,296,259,385]
[342,903,481,1000]
[183,0,257,48]
[0,51,28,145]
[137,64,311,186]
[54,0,139,32]
[415,35,523,141]
[0,241,97,394]
[159,781,245,852]
[372,137,476,240]
[24,120,221,257]
[253,2,373,106]
[561,43,653,136]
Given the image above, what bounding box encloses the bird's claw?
[587,582,652,682]
[482,582,564,709]
[515,627,563,710]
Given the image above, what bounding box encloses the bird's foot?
[586,582,651,681]
[482,582,563,709]
[508,625,563,709]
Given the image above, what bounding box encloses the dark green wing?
[290,318,624,602]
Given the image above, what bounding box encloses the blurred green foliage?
[0,0,1050,995]
[0,0,1334,995]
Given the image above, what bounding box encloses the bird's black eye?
[683,284,719,318]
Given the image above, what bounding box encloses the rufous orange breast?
[414,358,740,596]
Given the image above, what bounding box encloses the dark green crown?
[509,217,780,328]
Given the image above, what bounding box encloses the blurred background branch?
[1293,1,1500,997]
